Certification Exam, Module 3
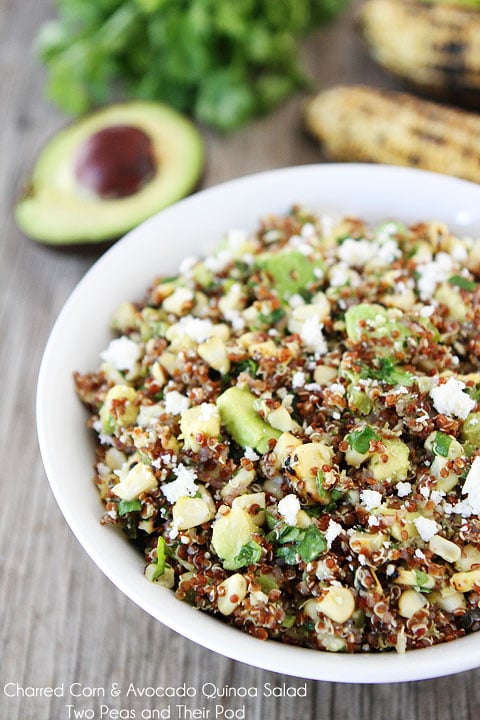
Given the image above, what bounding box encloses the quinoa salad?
[75,207,480,653]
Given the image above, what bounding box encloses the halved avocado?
[15,102,204,245]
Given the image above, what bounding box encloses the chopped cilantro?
[346,426,379,454]
[259,308,286,326]
[118,499,142,516]
[414,570,432,593]
[273,522,327,564]
[236,358,259,376]
[227,540,262,570]
[362,357,414,386]
[315,469,330,503]
[432,431,453,458]
[448,275,477,292]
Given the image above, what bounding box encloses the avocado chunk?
[216,386,281,454]
[345,303,408,355]
[256,251,324,299]
[369,438,410,483]
[211,507,258,570]
[15,102,204,245]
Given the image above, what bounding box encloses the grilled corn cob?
[305,85,480,182]
[359,0,480,108]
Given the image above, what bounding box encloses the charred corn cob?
[305,85,480,182]
[359,0,480,108]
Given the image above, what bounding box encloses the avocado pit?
[74,125,156,199]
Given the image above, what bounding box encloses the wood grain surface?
[1,2,479,719]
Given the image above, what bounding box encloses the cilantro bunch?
[37,0,348,131]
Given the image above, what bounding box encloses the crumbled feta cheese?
[329,382,345,396]
[337,238,377,267]
[430,377,476,420]
[415,549,426,560]
[413,516,438,542]
[299,316,328,355]
[419,486,430,499]
[460,456,480,516]
[386,564,395,577]
[430,490,445,505]
[420,305,435,318]
[376,240,401,265]
[368,514,380,527]
[199,403,219,421]
[223,309,245,331]
[204,250,233,273]
[451,244,468,262]
[360,489,382,511]
[289,294,306,309]
[292,371,306,388]
[301,222,316,239]
[179,255,199,275]
[278,494,301,526]
[396,481,412,498]
[161,464,198,504]
[244,446,259,462]
[329,263,350,288]
[172,316,216,343]
[416,252,453,300]
[325,519,343,548]
[165,391,190,416]
[100,336,140,372]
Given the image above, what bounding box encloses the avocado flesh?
[15,102,204,245]
[216,386,281,454]
[256,251,324,299]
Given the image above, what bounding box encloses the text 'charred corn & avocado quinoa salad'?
[75,208,480,653]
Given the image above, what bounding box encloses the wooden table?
[2,2,479,719]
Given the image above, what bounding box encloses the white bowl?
[37,164,480,683]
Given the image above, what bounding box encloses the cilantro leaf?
[431,431,452,458]
[347,426,379,454]
[118,499,142,516]
[362,357,414,386]
[448,275,477,292]
[37,0,350,131]
[226,540,262,570]
[296,524,327,562]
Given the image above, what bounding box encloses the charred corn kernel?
[313,365,337,385]
[288,296,330,334]
[428,535,461,563]
[271,432,302,471]
[291,510,311,529]
[450,569,480,593]
[99,384,138,431]
[113,463,157,501]
[288,442,333,480]
[359,0,480,109]
[180,403,221,452]
[145,563,175,589]
[267,406,298,433]
[151,361,168,387]
[172,489,216,531]
[248,340,279,358]
[398,589,428,619]
[349,531,388,555]
[217,574,248,616]
[221,467,256,499]
[111,301,138,332]
[382,289,416,311]
[158,350,178,376]
[232,492,266,526]
[286,442,334,503]
[197,336,230,374]
[162,287,195,315]
[218,283,246,314]
[316,587,356,624]
[430,587,466,613]
[306,85,480,185]
[455,544,480,572]
[105,447,127,471]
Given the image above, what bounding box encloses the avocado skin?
[15,102,204,245]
